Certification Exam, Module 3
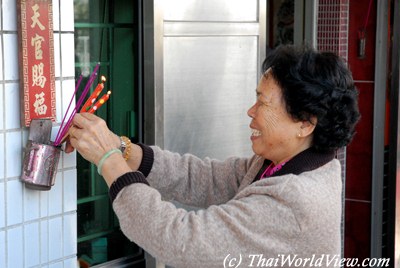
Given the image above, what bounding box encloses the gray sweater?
[112,146,342,268]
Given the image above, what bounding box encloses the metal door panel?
[163,0,258,22]
[164,22,260,36]
[163,36,257,159]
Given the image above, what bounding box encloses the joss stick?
[54,74,82,144]
[54,63,100,145]
[75,64,100,112]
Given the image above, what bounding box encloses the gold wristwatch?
[119,136,132,160]
[119,136,127,153]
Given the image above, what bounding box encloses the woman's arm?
[102,134,254,207]
[68,113,257,207]
[144,146,257,207]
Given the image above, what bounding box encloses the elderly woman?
[67,44,360,268]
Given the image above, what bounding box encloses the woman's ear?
[299,117,317,137]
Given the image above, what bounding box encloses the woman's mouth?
[251,128,261,138]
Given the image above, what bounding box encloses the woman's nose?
[247,103,256,118]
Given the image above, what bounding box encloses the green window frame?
[74,0,142,266]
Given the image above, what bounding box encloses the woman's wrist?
[125,143,144,171]
[97,149,122,176]
[100,152,132,187]
[136,143,154,177]
[109,171,149,202]
[113,135,154,175]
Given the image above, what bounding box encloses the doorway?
[267,0,316,48]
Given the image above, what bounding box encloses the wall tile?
[64,257,78,268]
[0,231,5,268]
[40,190,49,217]
[63,213,77,256]
[49,217,63,261]
[2,0,17,31]
[7,226,23,268]
[63,169,77,212]
[49,261,63,268]
[55,80,62,123]
[61,35,75,77]
[0,134,4,179]
[0,38,3,81]
[52,0,60,32]
[40,220,49,263]
[6,180,23,225]
[64,151,77,169]
[48,172,63,216]
[24,222,40,267]
[22,129,29,149]
[24,187,40,221]
[3,34,18,81]
[0,182,4,228]
[58,149,63,171]
[54,33,61,78]
[0,86,3,130]
[60,0,74,32]
[62,79,76,123]
[4,83,20,130]
[51,125,61,143]
[5,131,22,178]
[0,2,2,29]
[344,200,371,259]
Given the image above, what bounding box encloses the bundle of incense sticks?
[53,64,111,146]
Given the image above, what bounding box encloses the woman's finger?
[80,112,100,120]
[68,125,83,140]
[73,113,109,138]
[71,113,90,129]
[68,125,76,138]
[64,139,75,153]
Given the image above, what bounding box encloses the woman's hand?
[67,113,120,166]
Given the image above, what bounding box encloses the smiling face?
[247,71,315,164]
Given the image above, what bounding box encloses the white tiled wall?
[0,0,77,267]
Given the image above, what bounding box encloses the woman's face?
[247,72,312,164]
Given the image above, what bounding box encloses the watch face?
[120,137,127,153]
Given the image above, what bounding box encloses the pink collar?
[260,160,289,178]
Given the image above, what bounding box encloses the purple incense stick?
[54,63,100,145]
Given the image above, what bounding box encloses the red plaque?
[17,0,56,127]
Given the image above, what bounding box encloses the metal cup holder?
[20,119,61,190]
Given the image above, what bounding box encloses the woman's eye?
[258,98,268,107]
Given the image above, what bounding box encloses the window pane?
[74,0,107,24]
[77,198,111,238]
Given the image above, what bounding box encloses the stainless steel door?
[144,0,266,160]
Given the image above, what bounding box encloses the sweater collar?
[254,147,336,181]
